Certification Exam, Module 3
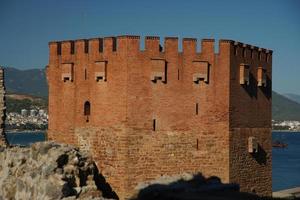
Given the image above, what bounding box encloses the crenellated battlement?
[49,36,272,63]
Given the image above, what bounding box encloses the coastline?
[272,130,300,133]
[5,129,46,133]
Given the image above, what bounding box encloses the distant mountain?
[272,91,300,121]
[284,93,300,104]
[4,67,48,97]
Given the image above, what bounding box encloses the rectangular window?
[84,40,89,53]
[150,58,167,83]
[70,41,75,54]
[234,46,238,55]
[153,119,156,131]
[112,37,117,52]
[95,61,107,82]
[243,48,246,57]
[193,61,209,84]
[239,63,250,85]
[177,69,180,80]
[99,38,103,52]
[257,67,267,87]
[61,63,74,82]
[196,103,199,115]
[57,42,62,55]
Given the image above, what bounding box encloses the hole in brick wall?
[71,41,75,54]
[57,42,62,55]
[84,40,89,53]
[84,101,90,122]
[159,44,163,52]
[153,119,156,131]
[196,103,199,115]
[84,68,87,80]
[177,69,180,80]
[112,37,117,52]
[243,48,246,57]
[234,46,238,55]
[84,101,90,115]
[99,38,103,52]
[196,139,199,150]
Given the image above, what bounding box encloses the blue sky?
[0,0,299,95]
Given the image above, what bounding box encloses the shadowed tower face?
[0,68,7,147]
[47,35,272,199]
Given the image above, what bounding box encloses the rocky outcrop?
[0,142,117,200]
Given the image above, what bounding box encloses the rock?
[0,141,114,200]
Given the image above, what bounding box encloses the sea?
[5,131,300,192]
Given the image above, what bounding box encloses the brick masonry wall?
[47,36,272,199]
[73,125,229,199]
[229,42,272,196]
[0,68,7,147]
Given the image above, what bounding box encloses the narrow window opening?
[84,40,89,53]
[153,119,156,131]
[243,48,246,57]
[70,41,75,54]
[196,139,199,150]
[196,103,199,115]
[112,37,117,52]
[177,69,180,80]
[57,42,62,55]
[159,44,163,52]
[84,101,91,122]
[99,38,103,52]
[234,46,238,55]
[84,68,87,80]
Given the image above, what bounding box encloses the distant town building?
[21,109,28,117]
[30,109,37,117]
[38,109,45,116]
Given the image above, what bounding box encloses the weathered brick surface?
[228,42,272,196]
[47,36,272,199]
[0,67,7,147]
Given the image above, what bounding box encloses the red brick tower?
[47,36,272,199]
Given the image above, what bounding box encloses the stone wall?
[0,67,6,147]
[0,142,116,200]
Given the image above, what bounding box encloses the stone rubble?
[0,141,114,200]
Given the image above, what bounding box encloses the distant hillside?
[6,93,47,113]
[4,67,48,97]
[272,91,300,121]
[284,93,300,104]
